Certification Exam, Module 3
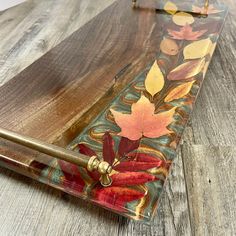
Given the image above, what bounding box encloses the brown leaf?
[167,58,205,81]
[160,38,179,55]
[164,81,195,102]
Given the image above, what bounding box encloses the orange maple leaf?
[168,24,207,41]
[110,95,176,141]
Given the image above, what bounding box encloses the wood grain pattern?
[182,145,236,235]
[0,0,116,86]
[0,0,235,235]
[0,0,163,145]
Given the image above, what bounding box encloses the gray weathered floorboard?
[182,145,236,236]
[0,0,235,235]
[191,0,236,146]
[0,0,116,86]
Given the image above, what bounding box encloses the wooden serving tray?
[0,0,227,222]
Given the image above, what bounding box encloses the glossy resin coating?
[0,0,227,222]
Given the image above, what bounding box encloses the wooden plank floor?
[0,0,235,235]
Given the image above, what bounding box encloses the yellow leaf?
[172,12,194,26]
[208,42,217,57]
[203,42,217,77]
[167,58,206,81]
[184,38,213,60]
[145,61,165,96]
[164,1,178,15]
[164,81,195,102]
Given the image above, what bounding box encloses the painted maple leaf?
[110,95,176,141]
[168,24,207,41]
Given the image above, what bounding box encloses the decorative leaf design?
[58,160,85,193]
[111,172,157,186]
[118,137,140,158]
[192,5,222,14]
[160,38,179,55]
[93,186,145,212]
[110,95,176,140]
[164,81,195,102]
[203,42,217,77]
[183,38,213,60]
[78,143,96,156]
[114,161,162,172]
[76,133,160,213]
[127,152,171,169]
[167,58,205,81]
[103,132,115,165]
[127,152,163,162]
[172,12,195,26]
[164,1,178,15]
[168,24,207,41]
[145,61,165,97]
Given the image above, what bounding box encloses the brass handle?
[0,127,112,187]
[132,0,210,10]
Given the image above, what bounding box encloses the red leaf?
[128,152,163,162]
[111,172,157,186]
[127,152,169,169]
[114,161,162,172]
[93,186,145,212]
[102,132,115,165]
[58,160,85,193]
[118,137,140,157]
[78,144,96,157]
[88,170,101,182]
[78,143,100,181]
